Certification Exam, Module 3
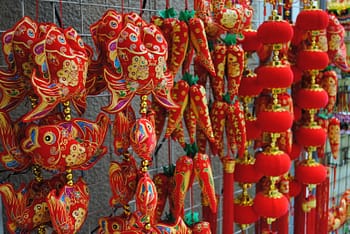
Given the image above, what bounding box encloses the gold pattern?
[66,168,74,186]
[63,101,71,121]
[224,158,235,173]
[32,164,43,183]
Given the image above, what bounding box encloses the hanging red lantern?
[295,125,327,147]
[257,109,293,133]
[296,50,329,71]
[256,64,293,89]
[255,150,291,177]
[253,191,289,219]
[234,158,263,183]
[238,73,263,97]
[234,202,260,226]
[295,159,327,185]
[257,17,293,44]
[242,29,262,52]
[295,9,329,31]
[294,87,329,110]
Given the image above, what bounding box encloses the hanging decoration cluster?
[0,0,348,233]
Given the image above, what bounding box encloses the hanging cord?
[59,0,63,28]
[121,0,124,15]
[166,0,170,9]
[185,0,188,10]
[140,0,147,16]
[36,0,39,21]
[54,4,63,28]
[168,138,172,167]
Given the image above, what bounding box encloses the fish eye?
[109,21,117,28]
[146,123,152,131]
[112,223,119,230]
[43,131,56,145]
[58,35,66,44]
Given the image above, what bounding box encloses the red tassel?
[306,195,317,234]
[222,158,235,234]
[274,177,290,234]
[316,176,329,234]
[202,196,219,234]
[294,184,307,234]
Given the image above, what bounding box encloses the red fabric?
[223,159,235,234]
[295,125,327,147]
[234,203,260,225]
[306,196,317,234]
[296,50,329,71]
[256,65,293,89]
[289,143,302,160]
[295,87,329,109]
[293,104,302,121]
[289,179,302,197]
[245,118,262,141]
[294,185,307,234]
[295,9,329,31]
[257,110,293,133]
[234,161,263,183]
[253,192,289,218]
[295,161,327,184]
[129,118,157,160]
[242,29,262,52]
[316,177,329,234]
[239,74,263,97]
[255,150,291,177]
[292,65,303,83]
[274,212,289,234]
[202,196,219,234]
[257,20,293,44]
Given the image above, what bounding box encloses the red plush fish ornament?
[0,111,31,171]
[327,14,350,72]
[22,25,89,122]
[103,20,177,114]
[47,177,89,234]
[135,173,158,225]
[21,113,109,172]
[88,9,124,95]
[98,214,130,234]
[113,106,136,156]
[0,16,38,111]
[109,154,138,207]
[129,117,157,161]
[0,174,66,234]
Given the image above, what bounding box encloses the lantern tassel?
[294,184,307,234]
[315,175,329,234]
[222,158,235,234]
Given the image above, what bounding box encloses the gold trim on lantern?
[224,159,235,173]
[235,183,254,206]
[272,44,282,66]
[267,217,277,224]
[268,10,282,21]
[267,176,284,199]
